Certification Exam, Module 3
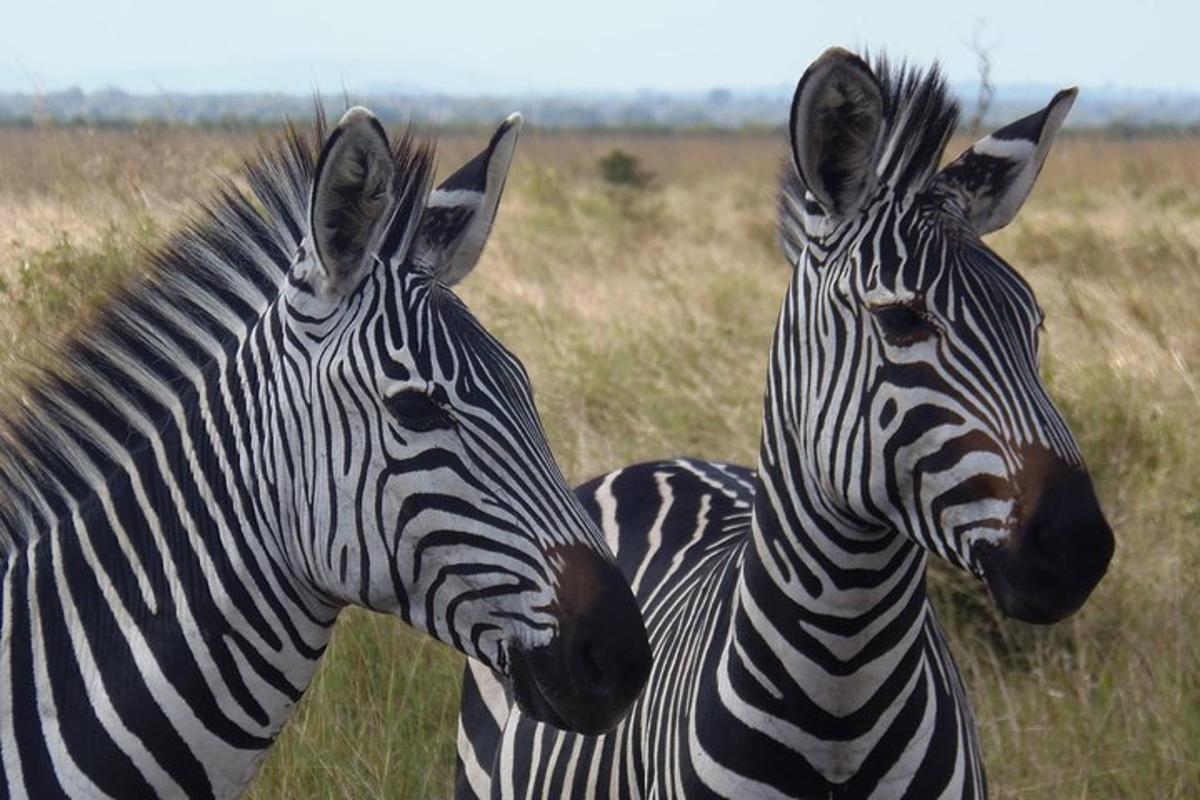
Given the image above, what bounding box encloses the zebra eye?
[385,389,454,432]
[873,304,935,345]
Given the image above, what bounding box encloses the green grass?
[1,128,1198,798]
[249,612,464,799]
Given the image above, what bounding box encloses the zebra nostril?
[563,563,651,703]
[569,597,648,696]
[1022,466,1101,564]
[1024,496,1063,560]
[1007,452,1114,602]
[576,638,606,689]
[547,544,651,707]
[1027,520,1067,565]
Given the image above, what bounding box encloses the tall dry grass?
[0,123,1197,798]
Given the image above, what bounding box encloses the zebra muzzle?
[505,545,651,734]
[975,448,1114,624]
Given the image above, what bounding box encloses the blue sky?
[1,0,1197,94]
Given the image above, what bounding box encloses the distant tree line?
[1,86,1197,133]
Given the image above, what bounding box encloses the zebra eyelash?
[385,387,456,432]
[870,302,938,345]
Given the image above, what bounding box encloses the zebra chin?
[503,549,652,735]
[973,451,1115,624]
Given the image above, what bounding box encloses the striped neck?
[743,270,929,634]
[0,293,340,798]
[725,271,942,784]
[739,410,931,716]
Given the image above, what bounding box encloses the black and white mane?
[0,113,434,550]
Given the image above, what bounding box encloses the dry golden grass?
[0,123,1197,798]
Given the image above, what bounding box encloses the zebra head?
[283,109,650,733]
[778,49,1114,624]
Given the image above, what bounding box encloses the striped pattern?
[456,51,1111,799]
[0,110,629,798]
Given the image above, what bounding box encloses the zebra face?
[782,50,1113,624]
[282,109,651,734]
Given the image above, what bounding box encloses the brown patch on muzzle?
[545,543,609,622]
[976,443,1114,624]
[508,544,651,734]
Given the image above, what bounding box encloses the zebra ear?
[934,88,1077,235]
[308,107,396,297]
[415,112,522,287]
[789,48,886,219]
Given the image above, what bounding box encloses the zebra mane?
[0,110,436,553]
[780,56,960,255]
[870,55,960,195]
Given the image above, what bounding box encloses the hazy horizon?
[2,0,1197,96]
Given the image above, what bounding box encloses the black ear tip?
[793,47,882,115]
[791,46,883,126]
[1054,87,1080,105]
[817,46,861,64]
[812,47,876,79]
[489,112,524,151]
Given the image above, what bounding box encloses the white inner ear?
[971,137,1036,161]
[426,189,479,208]
[421,116,521,286]
[937,89,1076,236]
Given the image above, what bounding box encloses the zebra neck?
[0,301,340,796]
[722,427,986,791]
[733,414,935,718]
[4,519,335,797]
[735,272,934,706]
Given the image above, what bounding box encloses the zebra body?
[0,109,649,798]
[457,50,1112,799]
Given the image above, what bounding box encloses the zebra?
[0,107,652,798]
[456,49,1115,799]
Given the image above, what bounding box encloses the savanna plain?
[0,122,1197,798]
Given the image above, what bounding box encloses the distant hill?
[1,84,1196,131]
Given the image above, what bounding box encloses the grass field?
[1,122,1198,798]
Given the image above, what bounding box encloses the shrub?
[597,148,653,188]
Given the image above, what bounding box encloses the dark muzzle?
[976,448,1114,624]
